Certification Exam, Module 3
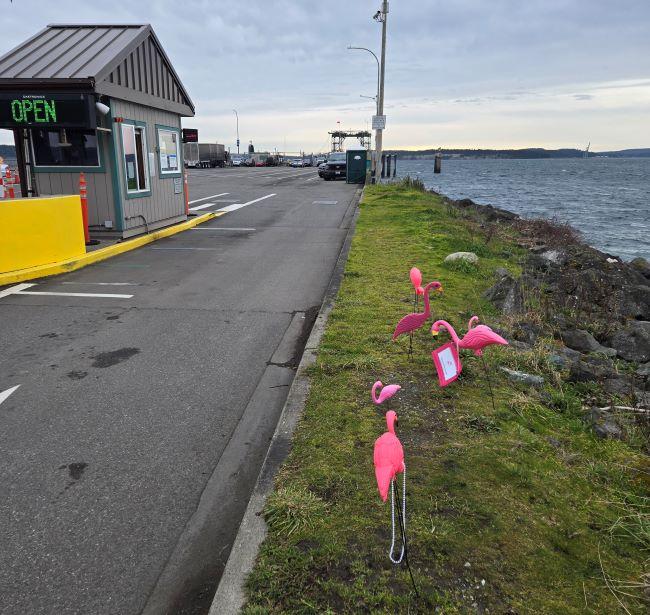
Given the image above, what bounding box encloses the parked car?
[232,157,244,166]
[317,162,327,178]
[315,156,326,166]
[290,158,303,167]
[321,152,346,180]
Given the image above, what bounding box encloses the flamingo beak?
[436,286,444,293]
[431,329,439,336]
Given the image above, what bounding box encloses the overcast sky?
[1,0,649,152]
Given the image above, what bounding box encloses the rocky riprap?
[440,193,650,441]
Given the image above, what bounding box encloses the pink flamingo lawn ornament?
[431,318,508,411]
[409,267,424,301]
[408,268,425,355]
[392,280,443,346]
[372,381,401,410]
[373,411,419,594]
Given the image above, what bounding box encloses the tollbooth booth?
[0,24,195,238]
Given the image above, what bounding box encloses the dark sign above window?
[0,93,95,129]
[182,128,198,143]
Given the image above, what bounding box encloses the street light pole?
[348,45,380,180]
[347,46,379,115]
[233,109,239,155]
[375,0,389,183]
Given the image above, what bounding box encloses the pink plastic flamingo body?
[373,411,405,502]
[392,280,443,340]
[409,267,424,295]
[372,381,402,405]
[432,319,508,356]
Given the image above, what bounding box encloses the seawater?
[396,158,649,261]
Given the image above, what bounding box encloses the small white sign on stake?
[372,115,386,130]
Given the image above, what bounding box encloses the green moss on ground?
[244,185,648,614]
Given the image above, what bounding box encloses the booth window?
[32,129,100,167]
[121,124,149,193]
[158,128,180,174]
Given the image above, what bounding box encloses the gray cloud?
[0,1,649,149]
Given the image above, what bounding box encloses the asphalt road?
[0,166,360,615]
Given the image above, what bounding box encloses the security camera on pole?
[373,1,388,183]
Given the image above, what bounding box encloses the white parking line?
[0,283,35,298]
[189,202,217,212]
[218,193,276,213]
[191,227,256,231]
[17,291,135,298]
[0,282,133,299]
[62,282,138,286]
[0,385,20,406]
[188,192,230,205]
[150,247,220,251]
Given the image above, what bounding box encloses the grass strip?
[244,184,648,614]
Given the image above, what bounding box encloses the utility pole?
[374,0,388,183]
[233,109,240,155]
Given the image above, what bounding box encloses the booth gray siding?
[33,133,117,229]
[110,98,185,237]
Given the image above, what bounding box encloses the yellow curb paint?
[0,212,222,286]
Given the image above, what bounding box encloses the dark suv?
[321,152,346,180]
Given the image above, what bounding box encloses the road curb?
[0,212,220,286]
[209,187,363,615]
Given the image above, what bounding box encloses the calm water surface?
[396,158,649,261]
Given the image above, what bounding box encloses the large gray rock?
[483,274,524,315]
[631,257,650,280]
[444,251,478,264]
[500,367,544,387]
[560,329,616,356]
[609,321,650,362]
[568,355,617,383]
[637,362,650,377]
[587,407,623,440]
[560,329,601,353]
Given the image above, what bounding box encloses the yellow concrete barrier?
[0,195,86,274]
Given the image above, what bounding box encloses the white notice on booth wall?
[149,153,156,177]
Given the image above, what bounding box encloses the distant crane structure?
[329,129,372,152]
[584,142,590,159]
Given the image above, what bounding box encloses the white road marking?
[0,385,20,406]
[191,227,256,231]
[0,283,35,298]
[62,282,138,286]
[313,200,338,205]
[0,282,132,299]
[218,193,276,213]
[17,291,134,298]
[150,247,220,251]
[304,176,321,182]
[188,192,229,205]
[189,202,217,212]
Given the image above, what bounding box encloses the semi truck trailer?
[183,143,226,168]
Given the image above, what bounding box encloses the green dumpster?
[346,149,368,184]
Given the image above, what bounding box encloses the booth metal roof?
[0,24,194,116]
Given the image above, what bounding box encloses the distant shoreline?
[389,147,650,160]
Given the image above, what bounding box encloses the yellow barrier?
[0,195,86,274]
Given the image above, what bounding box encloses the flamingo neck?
[421,281,438,317]
[435,320,460,345]
[386,411,397,434]
[371,381,382,403]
